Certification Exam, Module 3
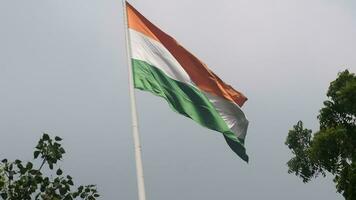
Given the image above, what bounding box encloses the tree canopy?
[0,134,100,200]
[285,70,356,200]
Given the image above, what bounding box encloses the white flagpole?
[122,1,147,200]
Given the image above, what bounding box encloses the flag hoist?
[122,1,249,200]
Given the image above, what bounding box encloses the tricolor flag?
[126,2,249,162]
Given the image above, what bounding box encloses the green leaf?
[29,169,38,175]
[20,166,27,174]
[26,162,33,170]
[68,179,74,186]
[35,175,42,182]
[55,136,62,141]
[48,162,54,170]
[59,187,67,195]
[56,168,63,176]
[34,151,40,159]
[59,148,66,154]
[64,194,73,200]
[72,192,79,198]
[0,181,4,188]
[42,133,50,140]
[0,192,8,199]
[40,185,46,192]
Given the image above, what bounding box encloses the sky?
[0,0,355,199]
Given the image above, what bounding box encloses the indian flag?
[126,2,249,162]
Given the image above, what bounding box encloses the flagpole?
[122,1,147,200]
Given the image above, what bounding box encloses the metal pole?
[121,1,147,200]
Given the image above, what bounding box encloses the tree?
[0,134,100,200]
[285,70,356,200]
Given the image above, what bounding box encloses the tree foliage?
[285,70,356,200]
[0,134,100,200]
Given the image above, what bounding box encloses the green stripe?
[132,58,248,162]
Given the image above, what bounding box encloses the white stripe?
[129,29,195,86]
[129,28,248,140]
[204,93,248,139]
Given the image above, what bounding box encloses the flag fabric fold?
[126,2,249,162]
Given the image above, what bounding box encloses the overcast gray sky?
[0,0,355,199]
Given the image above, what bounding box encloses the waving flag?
[126,2,249,162]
